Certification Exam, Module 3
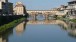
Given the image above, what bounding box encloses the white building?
[67,1,76,9]
[14,2,26,16]
[66,1,76,19]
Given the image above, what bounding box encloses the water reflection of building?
[69,22,76,29]
[15,21,27,35]
[69,29,76,37]
[68,22,76,38]
[0,21,27,42]
[27,20,76,38]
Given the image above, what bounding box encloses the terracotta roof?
[15,2,25,7]
[15,4,24,7]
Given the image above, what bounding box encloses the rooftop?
[15,2,24,7]
[68,0,76,4]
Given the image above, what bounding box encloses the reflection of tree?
[58,24,68,30]
[68,29,76,38]
[0,28,13,42]
[58,20,76,38]
[24,20,28,29]
[0,20,28,42]
[67,22,76,38]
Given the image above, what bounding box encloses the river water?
[0,16,76,42]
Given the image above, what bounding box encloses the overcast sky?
[9,0,71,10]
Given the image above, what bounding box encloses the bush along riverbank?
[0,18,26,33]
[0,15,25,26]
[70,19,76,23]
[56,16,76,23]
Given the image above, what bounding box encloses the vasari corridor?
[0,0,76,42]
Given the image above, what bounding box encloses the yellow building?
[14,2,26,16]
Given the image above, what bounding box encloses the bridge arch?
[27,10,62,20]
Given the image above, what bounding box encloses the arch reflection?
[27,20,68,28]
[0,19,76,42]
[27,19,76,38]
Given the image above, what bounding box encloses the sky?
[9,0,71,10]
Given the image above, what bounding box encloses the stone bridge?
[27,10,67,20]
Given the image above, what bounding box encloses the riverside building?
[66,0,76,19]
[0,0,13,16]
[13,2,26,16]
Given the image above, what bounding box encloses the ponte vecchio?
[27,10,67,20]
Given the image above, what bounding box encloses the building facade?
[0,0,13,16]
[66,1,76,19]
[14,2,26,16]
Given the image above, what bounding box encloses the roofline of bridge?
[27,9,71,11]
[26,10,51,11]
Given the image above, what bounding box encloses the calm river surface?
[0,17,76,42]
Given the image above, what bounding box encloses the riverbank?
[0,17,26,33]
[56,16,76,23]
[0,15,25,26]
[63,19,76,23]
[70,19,76,23]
